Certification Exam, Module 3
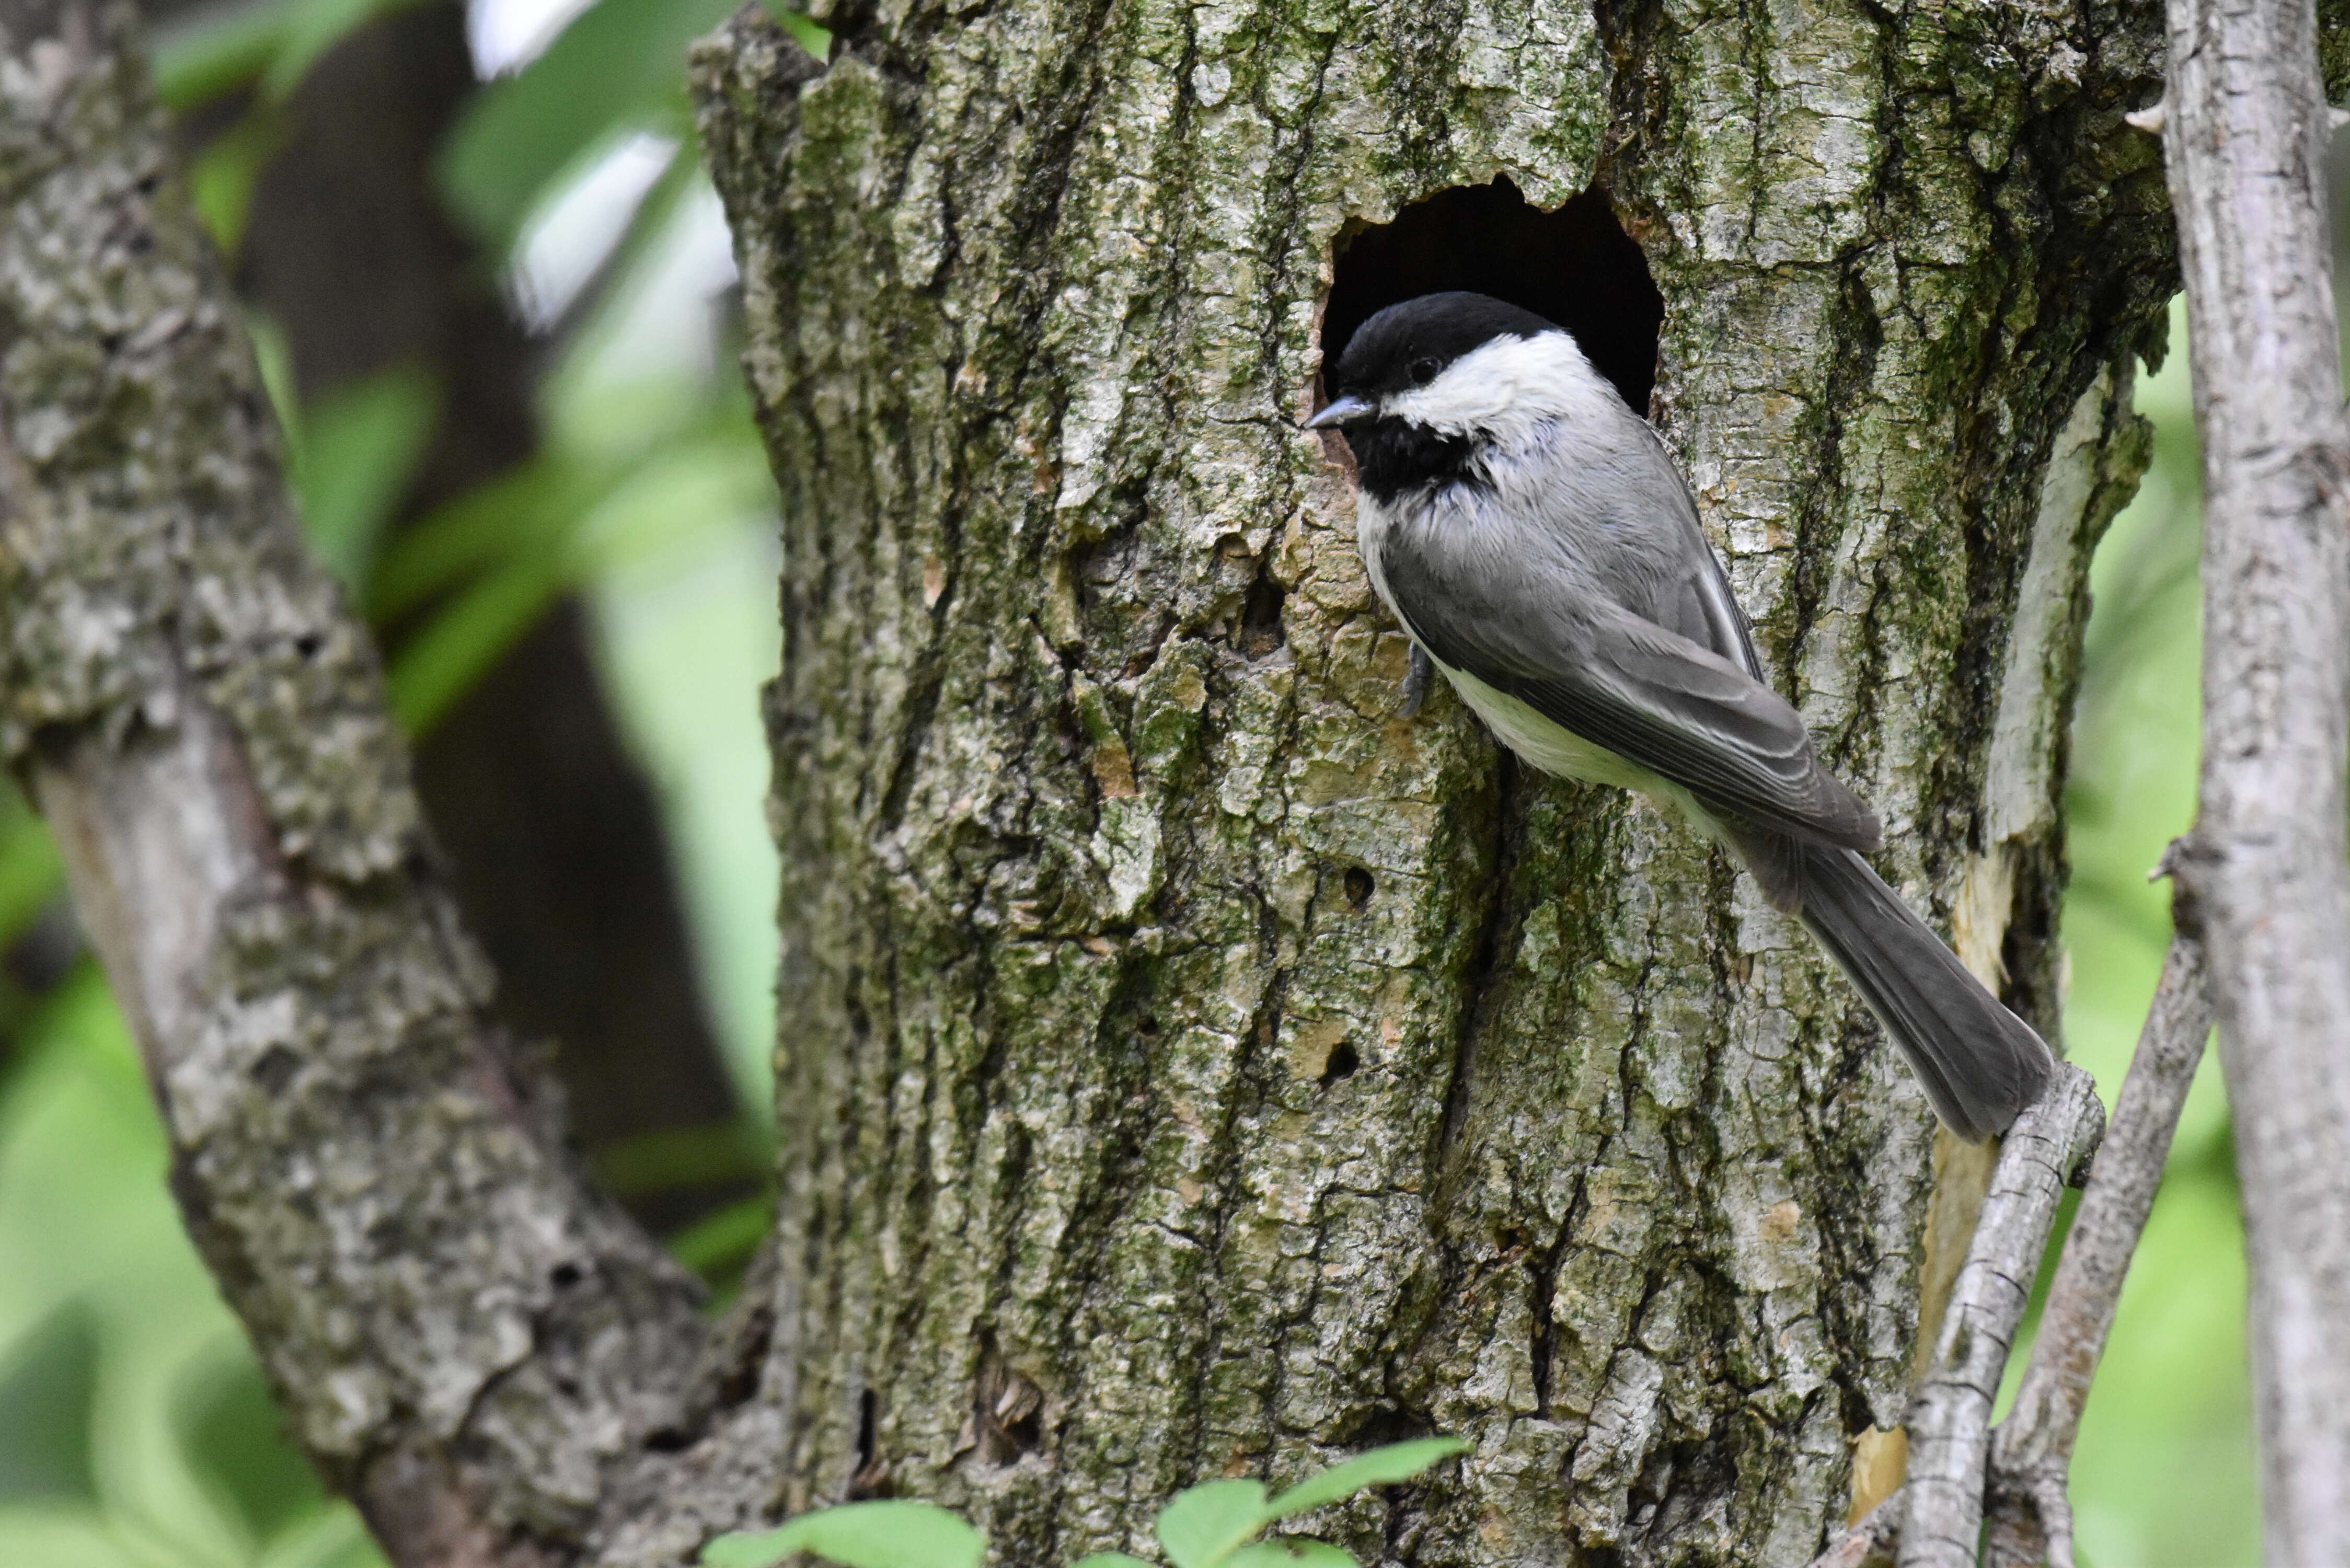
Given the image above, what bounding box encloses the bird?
[1305,290,2052,1141]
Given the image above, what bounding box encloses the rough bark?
[0,6,716,1563]
[693,2,2171,1563]
[2157,0,2350,1561]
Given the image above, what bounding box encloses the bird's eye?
[1410,357,1441,386]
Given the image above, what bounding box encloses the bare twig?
[1896,1067,2104,1568]
[2158,0,2350,1558]
[1983,931,2211,1568]
[0,5,719,1563]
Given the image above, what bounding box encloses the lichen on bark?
[691,0,2171,1561]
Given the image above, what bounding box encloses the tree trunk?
[691,1,2171,1562]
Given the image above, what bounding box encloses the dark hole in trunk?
[1321,177,1664,417]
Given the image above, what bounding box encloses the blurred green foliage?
[0,0,794,1560]
[0,4,2254,1561]
[0,968,385,1567]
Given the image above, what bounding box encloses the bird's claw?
[1399,644,1432,718]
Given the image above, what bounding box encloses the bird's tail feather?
[1791,844,2052,1141]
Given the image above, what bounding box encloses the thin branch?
[2159,0,2350,1555]
[0,5,721,1563]
[1895,1066,2104,1568]
[1983,930,2211,1568]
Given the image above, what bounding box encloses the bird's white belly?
[1358,496,1677,806]
[1431,662,1643,789]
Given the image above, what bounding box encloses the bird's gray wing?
[1628,426,1769,682]
[1382,521,1881,853]
[1620,444,1822,906]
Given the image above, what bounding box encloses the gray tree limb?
[1895,1068,2104,1568]
[2157,0,2350,1560]
[0,5,722,1563]
[1983,929,2211,1568]
[220,0,750,1216]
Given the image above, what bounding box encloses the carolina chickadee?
[1307,291,2052,1140]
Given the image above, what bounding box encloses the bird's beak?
[1304,394,1375,431]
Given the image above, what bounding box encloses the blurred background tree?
[0,0,816,1560]
[0,5,2318,1564]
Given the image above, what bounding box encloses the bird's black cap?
[1328,292,1564,399]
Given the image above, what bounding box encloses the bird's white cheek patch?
[1386,332,1618,440]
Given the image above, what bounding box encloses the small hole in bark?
[1318,1040,1361,1087]
[294,632,322,658]
[1322,177,1664,417]
[843,969,872,1042]
[1136,1015,1160,1039]
[1342,867,1375,910]
[845,1387,891,1498]
[550,1262,583,1288]
[1239,560,1285,658]
[642,1427,694,1452]
[1343,1403,1435,1447]
[718,1302,773,1408]
[250,1045,300,1095]
[972,1335,1047,1466]
[1005,1404,1041,1452]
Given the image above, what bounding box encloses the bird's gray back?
[1472,400,1762,679]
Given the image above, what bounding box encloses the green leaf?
[190,111,287,255]
[0,1301,100,1504]
[569,425,777,575]
[259,0,431,100]
[293,365,440,592]
[595,1119,774,1197]
[366,456,590,622]
[1262,1438,1467,1521]
[754,2,831,59]
[245,310,301,442]
[438,0,739,248]
[174,1343,323,1542]
[1154,1479,1272,1568]
[149,0,293,111]
[385,552,567,735]
[1225,1543,1357,1568]
[701,1501,985,1568]
[0,789,63,952]
[148,0,432,109]
[666,1194,774,1283]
